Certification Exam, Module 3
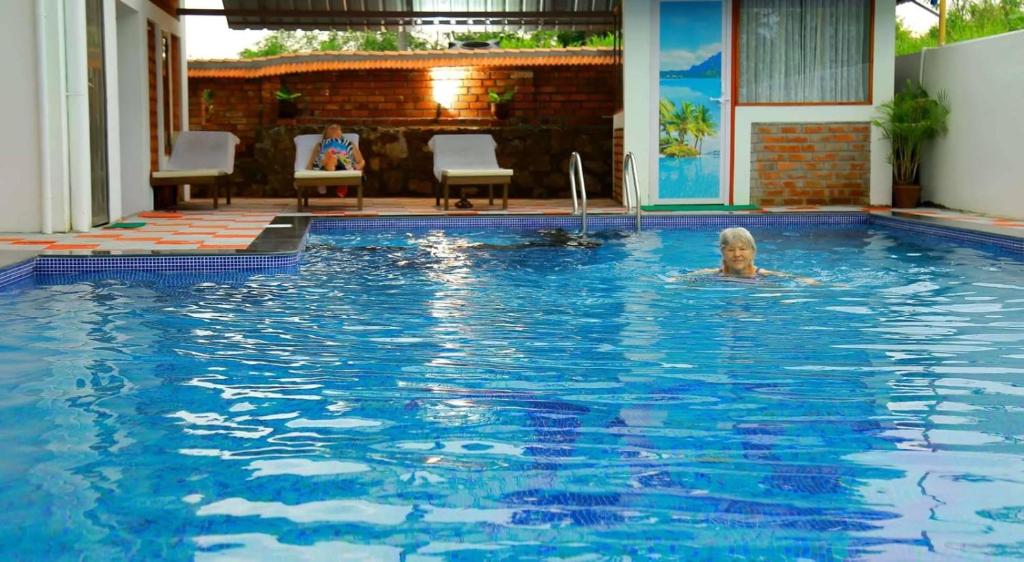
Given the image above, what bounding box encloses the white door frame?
[649,0,732,206]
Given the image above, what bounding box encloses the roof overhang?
[181,1,618,32]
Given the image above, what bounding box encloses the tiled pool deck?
[0,198,1021,280]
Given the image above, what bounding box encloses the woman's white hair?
[719,227,756,252]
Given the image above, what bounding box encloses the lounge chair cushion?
[152,168,229,179]
[294,133,361,172]
[294,170,362,180]
[163,131,239,173]
[443,169,514,178]
[428,134,511,183]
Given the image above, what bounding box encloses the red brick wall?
[612,127,623,203]
[750,122,870,206]
[148,22,158,171]
[189,65,617,153]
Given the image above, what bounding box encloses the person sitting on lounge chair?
[307,124,365,197]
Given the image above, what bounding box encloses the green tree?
[896,0,1024,56]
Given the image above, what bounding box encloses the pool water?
[1,226,1024,561]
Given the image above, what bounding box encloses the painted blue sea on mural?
[659,1,723,201]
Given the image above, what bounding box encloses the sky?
[184,0,269,60]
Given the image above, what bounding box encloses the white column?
[64,0,93,232]
[623,0,656,206]
[103,0,122,222]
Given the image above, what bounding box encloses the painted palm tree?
[692,104,717,154]
[658,98,699,157]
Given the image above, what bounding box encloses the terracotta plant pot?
[278,100,299,119]
[893,183,921,208]
[490,102,511,120]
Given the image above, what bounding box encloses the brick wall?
[750,122,870,207]
[189,65,616,151]
[612,127,623,203]
[187,64,618,199]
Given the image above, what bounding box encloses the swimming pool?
[1,220,1023,560]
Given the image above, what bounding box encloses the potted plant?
[275,86,302,119]
[873,81,950,208]
[488,88,516,120]
[200,88,214,124]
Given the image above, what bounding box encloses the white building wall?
[912,31,1024,219]
[0,0,184,234]
[732,0,896,206]
[623,0,896,206]
[0,2,43,232]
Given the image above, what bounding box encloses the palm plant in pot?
[873,81,950,208]
[275,86,302,119]
[488,88,516,120]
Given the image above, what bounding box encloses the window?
[737,0,872,104]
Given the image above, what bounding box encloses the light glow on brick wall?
[430,67,468,108]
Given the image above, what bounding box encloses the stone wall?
[188,64,618,199]
[249,124,612,199]
[750,122,871,206]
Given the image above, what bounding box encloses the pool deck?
[0,198,1021,265]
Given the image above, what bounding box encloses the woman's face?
[326,126,342,139]
[721,242,755,273]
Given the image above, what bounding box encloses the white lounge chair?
[428,134,513,210]
[150,131,239,210]
[293,133,364,211]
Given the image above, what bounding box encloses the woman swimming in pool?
[688,227,818,284]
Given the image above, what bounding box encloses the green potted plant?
[200,88,214,124]
[488,88,516,120]
[275,86,302,119]
[873,81,950,208]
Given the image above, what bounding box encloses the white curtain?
[739,0,871,103]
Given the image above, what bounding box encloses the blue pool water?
[2,226,1024,560]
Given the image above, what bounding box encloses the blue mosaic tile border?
[310,212,869,233]
[35,253,300,275]
[872,214,1024,255]
[0,259,36,291]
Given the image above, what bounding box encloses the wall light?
[430,67,467,110]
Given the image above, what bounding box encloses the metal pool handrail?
[569,151,588,235]
[623,151,642,232]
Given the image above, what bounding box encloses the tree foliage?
[239,29,617,58]
[897,0,1024,55]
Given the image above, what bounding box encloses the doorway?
[653,0,731,205]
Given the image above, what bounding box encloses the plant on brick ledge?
[873,81,950,207]
[488,88,516,120]
[275,86,303,119]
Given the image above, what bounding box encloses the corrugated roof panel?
[214,0,616,31]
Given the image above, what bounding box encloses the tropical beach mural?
[659,1,723,200]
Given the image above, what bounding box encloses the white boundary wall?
[897,31,1024,219]
[624,0,895,206]
[0,2,44,232]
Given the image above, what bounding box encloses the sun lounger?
[428,134,513,210]
[293,133,364,211]
[150,131,239,210]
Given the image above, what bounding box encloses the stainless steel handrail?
[569,151,588,235]
[623,151,642,232]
